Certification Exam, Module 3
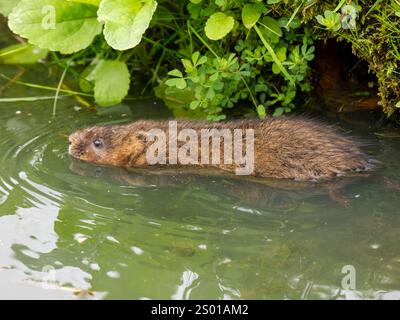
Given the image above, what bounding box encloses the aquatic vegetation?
[0,0,399,120]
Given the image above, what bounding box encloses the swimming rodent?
[68,117,375,181]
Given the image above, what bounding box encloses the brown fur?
[68,117,375,181]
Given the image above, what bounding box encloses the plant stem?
[334,0,346,12]
[254,25,295,85]
[0,96,70,102]
[142,36,185,57]
[240,75,257,109]
[364,0,383,18]
[285,0,305,30]
[0,73,92,97]
[52,64,69,116]
[0,45,28,57]
[187,22,219,59]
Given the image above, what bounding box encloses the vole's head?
[68,124,146,167]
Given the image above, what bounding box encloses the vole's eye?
[93,138,103,149]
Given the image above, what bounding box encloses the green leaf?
[254,25,294,84]
[209,72,219,82]
[0,0,19,16]
[267,0,282,4]
[315,10,341,32]
[276,47,287,61]
[256,104,266,119]
[273,107,284,117]
[241,4,262,29]
[190,100,201,110]
[272,63,280,74]
[168,69,183,78]
[98,0,158,51]
[316,15,324,25]
[165,78,187,90]
[67,0,101,5]
[181,59,194,72]
[0,43,48,64]
[192,51,200,65]
[197,56,207,65]
[204,12,234,40]
[94,60,131,107]
[8,0,102,54]
[396,101,400,108]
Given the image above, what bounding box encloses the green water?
[1,66,400,300]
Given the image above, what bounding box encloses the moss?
[275,0,400,117]
[342,1,400,116]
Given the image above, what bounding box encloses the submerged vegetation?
[0,0,399,121]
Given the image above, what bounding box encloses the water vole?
[68,117,375,181]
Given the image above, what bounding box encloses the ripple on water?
[0,119,63,207]
[0,112,99,298]
[1,100,400,299]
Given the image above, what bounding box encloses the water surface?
[1,66,400,300]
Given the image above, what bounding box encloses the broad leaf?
[94,60,131,106]
[8,0,102,54]
[242,4,263,29]
[204,12,234,40]
[98,0,158,51]
[273,107,284,117]
[0,43,48,64]
[0,0,19,17]
[165,78,187,90]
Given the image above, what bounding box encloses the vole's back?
[251,117,374,180]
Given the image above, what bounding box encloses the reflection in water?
[67,159,400,299]
[0,169,105,298]
[172,270,200,300]
[69,160,361,211]
[0,69,400,298]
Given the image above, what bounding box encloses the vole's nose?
[68,131,88,158]
[68,133,75,145]
[68,133,80,147]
